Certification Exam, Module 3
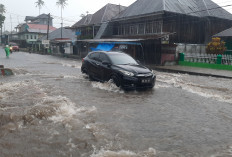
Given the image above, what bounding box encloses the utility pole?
[61,22,63,39]
[47,13,50,40]
[10,14,12,42]
[46,13,50,54]
[61,8,63,40]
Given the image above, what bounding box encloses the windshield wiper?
[118,63,138,65]
[128,63,138,65]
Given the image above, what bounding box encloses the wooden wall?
[163,12,232,44]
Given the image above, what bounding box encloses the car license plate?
[141,79,150,83]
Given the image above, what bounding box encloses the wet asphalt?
[0,49,232,157]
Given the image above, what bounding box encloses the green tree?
[0,14,5,29]
[35,0,45,15]
[0,4,6,14]
[0,4,6,44]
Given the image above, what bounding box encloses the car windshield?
[10,43,17,46]
[108,53,138,65]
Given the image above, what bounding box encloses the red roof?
[27,24,56,31]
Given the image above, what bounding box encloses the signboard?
[161,35,169,44]
[42,40,50,45]
[119,45,128,50]
[44,44,49,49]
[75,31,81,36]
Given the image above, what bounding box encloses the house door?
[143,39,161,65]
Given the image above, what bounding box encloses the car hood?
[115,64,151,74]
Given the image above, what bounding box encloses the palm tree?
[0,4,5,44]
[56,0,68,22]
[35,0,45,15]
[0,4,5,14]
[56,0,68,39]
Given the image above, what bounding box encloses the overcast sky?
[1,0,232,32]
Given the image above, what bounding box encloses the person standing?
[9,45,13,53]
[5,45,10,58]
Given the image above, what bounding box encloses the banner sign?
[42,40,50,45]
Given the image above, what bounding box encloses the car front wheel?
[82,68,93,80]
[111,75,121,87]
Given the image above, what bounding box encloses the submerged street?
[1,49,232,157]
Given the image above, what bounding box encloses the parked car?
[81,51,156,89]
[9,42,19,51]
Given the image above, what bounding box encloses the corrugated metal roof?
[36,14,50,19]
[78,38,145,42]
[25,16,35,21]
[94,22,109,39]
[25,14,52,22]
[40,27,76,41]
[78,32,174,43]
[214,27,232,37]
[114,0,232,20]
[72,3,126,27]
[27,24,56,30]
[27,24,56,33]
[72,14,93,27]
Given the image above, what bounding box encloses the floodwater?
[0,50,232,157]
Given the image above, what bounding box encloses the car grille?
[136,73,153,77]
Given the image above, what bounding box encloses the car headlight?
[119,70,134,77]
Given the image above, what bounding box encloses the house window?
[138,24,145,34]
[118,25,124,35]
[31,35,33,39]
[129,25,137,35]
[34,35,37,39]
[124,25,129,35]
[146,22,153,34]
[153,21,162,33]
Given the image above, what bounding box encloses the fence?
[176,44,206,55]
[184,53,232,65]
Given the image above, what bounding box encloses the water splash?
[90,148,156,157]
[91,80,124,93]
[156,72,232,104]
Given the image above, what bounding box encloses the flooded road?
[1,50,232,157]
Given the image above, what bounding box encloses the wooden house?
[72,3,126,40]
[103,0,232,64]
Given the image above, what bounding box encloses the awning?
[91,43,115,51]
[78,38,144,45]
[77,32,176,45]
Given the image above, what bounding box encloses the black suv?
[81,51,156,89]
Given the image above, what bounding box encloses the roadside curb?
[152,67,232,79]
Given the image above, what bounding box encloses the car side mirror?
[102,61,111,66]
[136,60,141,64]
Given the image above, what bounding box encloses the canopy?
[91,43,115,51]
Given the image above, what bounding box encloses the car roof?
[89,51,125,55]
[9,42,18,46]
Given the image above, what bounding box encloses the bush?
[206,37,226,54]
